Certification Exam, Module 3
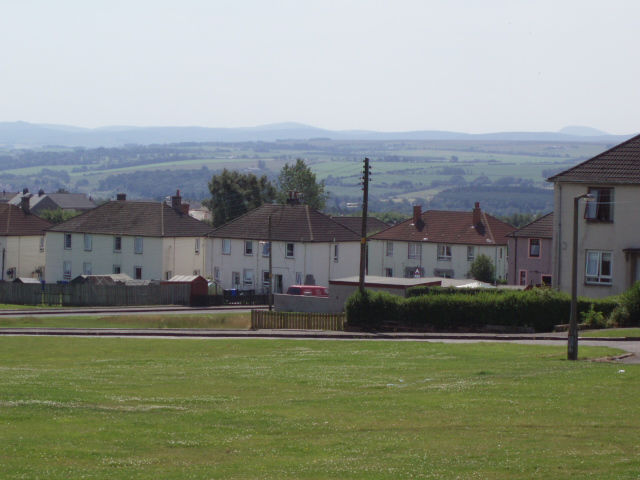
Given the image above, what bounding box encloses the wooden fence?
[251,310,345,331]
[0,283,191,307]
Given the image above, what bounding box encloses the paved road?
[1,327,638,364]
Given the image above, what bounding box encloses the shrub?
[468,254,495,283]
[581,303,606,329]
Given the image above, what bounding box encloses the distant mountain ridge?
[0,121,634,148]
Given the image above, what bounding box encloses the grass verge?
[581,328,640,338]
[0,337,637,479]
[0,312,251,329]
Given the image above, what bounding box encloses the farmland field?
[1,337,638,479]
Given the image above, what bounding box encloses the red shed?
[164,275,209,305]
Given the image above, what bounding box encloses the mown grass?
[581,328,640,338]
[0,337,638,479]
[0,312,251,329]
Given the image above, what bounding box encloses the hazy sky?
[2,0,639,134]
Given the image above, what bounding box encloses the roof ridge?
[482,211,495,244]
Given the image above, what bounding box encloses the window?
[6,267,15,279]
[541,275,552,285]
[39,236,45,252]
[245,240,253,256]
[114,236,122,252]
[232,271,240,287]
[84,234,92,251]
[63,261,71,279]
[385,268,393,277]
[286,243,295,258]
[586,251,612,285]
[529,239,541,258]
[585,187,614,222]
[222,239,231,254]
[467,246,475,261]
[214,267,220,282]
[408,243,421,259]
[438,244,452,260]
[262,242,270,257]
[193,269,200,276]
[434,269,453,278]
[64,233,72,249]
[134,237,143,254]
[134,266,142,280]
[36,266,45,279]
[519,270,527,286]
[243,269,253,287]
[333,244,339,262]
[296,272,303,285]
[113,265,121,274]
[195,238,200,254]
[83,262,92,275]
[165,271,173,280]
[262,271,270,287]
[386,242,394,257]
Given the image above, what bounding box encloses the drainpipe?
[1,247,4,281]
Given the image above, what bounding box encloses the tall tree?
[203,169,276,227]
[468,254,496,283]
[276,158,328,210]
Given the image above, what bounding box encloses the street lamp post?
[568,193,594,360]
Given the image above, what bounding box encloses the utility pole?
[268,215,273,311]
[359,157,370,294]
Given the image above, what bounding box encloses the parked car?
[285,285,329,297]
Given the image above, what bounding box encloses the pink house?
[507,212,553,286]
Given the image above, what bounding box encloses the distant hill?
[0,121,634,148]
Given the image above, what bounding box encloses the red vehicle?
[286,285,329,297]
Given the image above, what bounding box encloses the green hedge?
[346,288,620,332]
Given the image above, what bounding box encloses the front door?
[274,275,284,294]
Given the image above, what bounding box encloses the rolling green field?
[0,337,637,479]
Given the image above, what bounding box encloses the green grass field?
[0,337,637,479]
[0,312,251,329]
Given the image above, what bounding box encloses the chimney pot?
[117,193,127,201]
[171,190,182,211]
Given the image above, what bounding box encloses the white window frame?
[408,243,421,260]
[244,240,253,256]
[333,244,339,262]
[585,250,612,285]
[39,236,45,252]
[519,269,527,286]
[165,271,173,280]
[113,265,121,274]
[243,269,254,287]
[114,236,122,252]
[262,242,270,257]
[585,187,614,222]
[134,266,143,280]
[195,238,200,254]
[83,262,92,275]
[84,234,92,251]
[262,270,270,287]
[385,268,393,277]
[232,271,240,287]
[222,239,231,255]
[286,243,295,258]
[193,269,200,276]
[437,244,452,261]
[214,267,220,282]
[63,261,72,279]
[529,239,541,258]
[467,246,475,261]
[134,237,143,254]
[64,233,72,249]
[386,242,394,257]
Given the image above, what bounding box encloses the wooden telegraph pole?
[359,157,370,294]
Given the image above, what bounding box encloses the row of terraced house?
[3,133,640,300]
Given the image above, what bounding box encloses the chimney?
[413,205,422,225]
[38,189,45,197]
[286,190,300,205]
[22,187,29,195]
[472,202,482,225]
[117,193,127,201]
[181,203,190,215]
[171,189,182,211]
[21,195,31,214]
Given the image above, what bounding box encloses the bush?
[581,303,607,329]
[608,282,640,327]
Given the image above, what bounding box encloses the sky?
[2,0,639,135]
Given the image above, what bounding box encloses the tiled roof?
[208,204,361,243]
[507,212,554,238]
[0,204,53,236]
[9,192,97,211]
[331,216,391,235]
[47,200,214,237]
[548,133,640,183]
[369,208,515,246]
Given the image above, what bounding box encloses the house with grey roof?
[506,212,553,286]
[9,189,97,215]
[207,203,361,293]
[0,202,52,280]
[44,191,213,283]
[548,133,640,297]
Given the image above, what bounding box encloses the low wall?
[274,294,343,314]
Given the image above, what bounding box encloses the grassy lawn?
[0,312,251,329]
[581,328,640,338]
[0,337,638,479]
